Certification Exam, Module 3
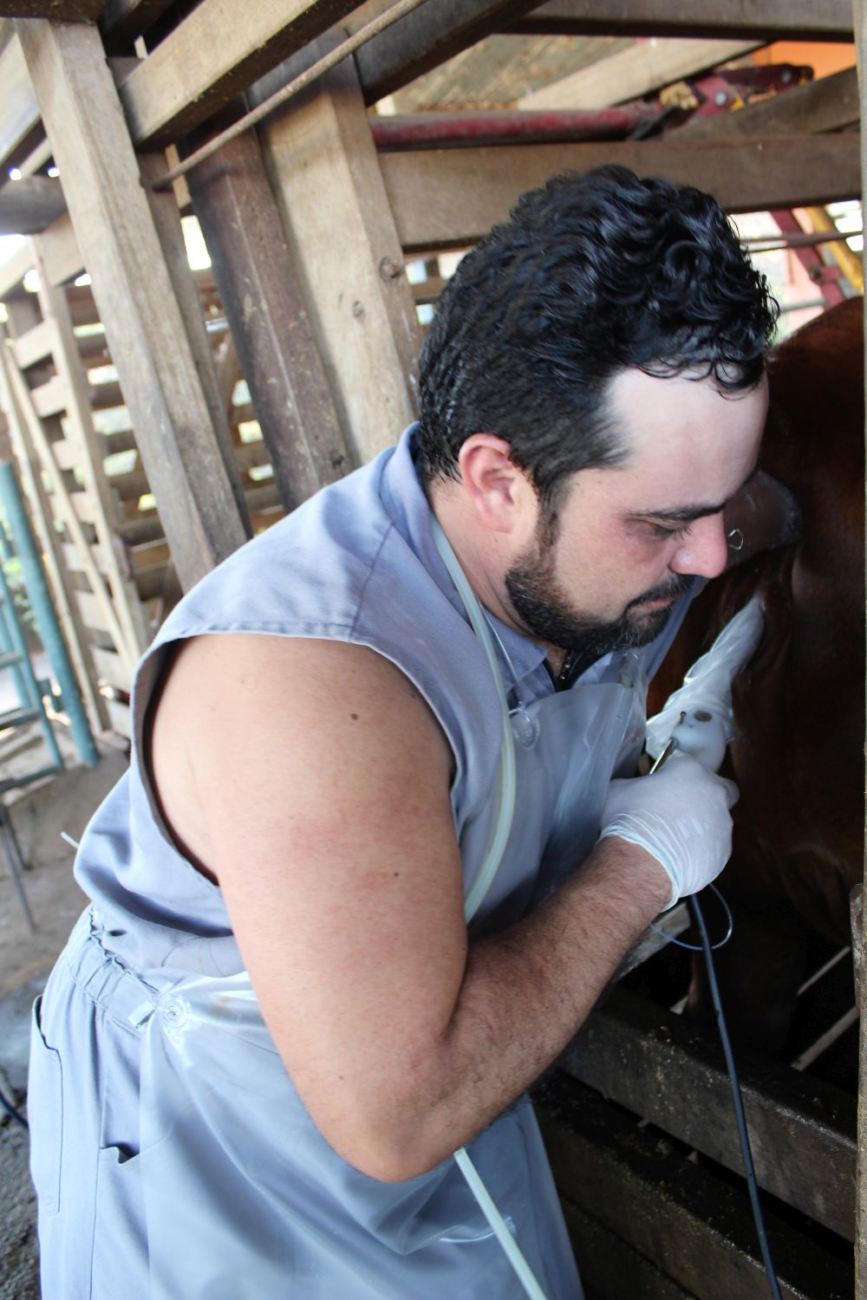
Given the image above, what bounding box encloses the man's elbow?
[312,1092,455,1184]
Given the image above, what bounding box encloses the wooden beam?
[537,1073,854,1299]
[0,1,105,16]
[0,176,65,234]
[560,1200,694,1300]
[99,0,175,52]
[510,0,855,42]
[117,0,364,147]
[0,324,108,732]
[379,134,862,252]
[256,37,421,465]
[564,987,856,1240]
[679,65,860,139]
[17,18,250,590]
[183,122,352,510]
[350,0,543,106]
[856,6,867,1299]
[0,32,39,169]
[520,37,761,110]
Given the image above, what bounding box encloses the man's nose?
[670,513,729,578]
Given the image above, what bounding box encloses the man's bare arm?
[150,633,673,1182]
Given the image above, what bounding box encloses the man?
[30,166,788,1298]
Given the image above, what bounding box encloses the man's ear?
[457,435,535,535]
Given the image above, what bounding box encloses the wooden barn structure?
[0,2,864,1296]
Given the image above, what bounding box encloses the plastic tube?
[432,521,549,1300]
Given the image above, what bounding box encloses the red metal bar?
[770,209,846,307]
[370,107,660,151]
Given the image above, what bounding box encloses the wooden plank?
[0,326,108,730]
[74,587,112,632]
[0,176,66,235]
[99,0,175,51]
[520,37,761,110]
[0,33,38,169]
[560,1200,696,1300]
[0,336,135,670]
[856,4,867,1293]
[564,986,856,1240]
[17,19,250,591]
[61,538,110,574]
[351,0,543,106]
[256,35,421,465]
[509,0,855,42]
[0,242,33,299]
[538,1074,854,1299]
[11,318,53,370]
[90,644,130,691]
[0,2,106,16]
[36,213,84,287]
[182,119,351,511]
[34,249,150,659]
[380,134,862,252]
[30,373,67,419]
[117,0,363,147]
[679,65,860,140]
[137,150,252,537]
[104,695,131,738]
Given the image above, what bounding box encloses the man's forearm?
[366,837,670,1180]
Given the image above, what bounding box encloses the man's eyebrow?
[629,466,760,526]
[631,501,727,524]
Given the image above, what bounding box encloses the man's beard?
[505,543,692,662]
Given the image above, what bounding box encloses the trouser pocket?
[28,994,63,1216]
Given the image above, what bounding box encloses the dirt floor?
[0,727,128,1299]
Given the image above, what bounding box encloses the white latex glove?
[598,752,738,908]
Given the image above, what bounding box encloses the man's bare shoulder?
[148,633,455,882]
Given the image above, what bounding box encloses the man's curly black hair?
[416,166,778,514]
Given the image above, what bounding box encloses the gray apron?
[29,570,667,1300]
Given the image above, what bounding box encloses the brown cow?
[649,297,865,1054]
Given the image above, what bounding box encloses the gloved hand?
[598,752,738,908]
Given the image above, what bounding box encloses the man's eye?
[648,521,689,540]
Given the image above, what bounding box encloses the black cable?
[0,1079,28,1130]
[688,893,783,1300]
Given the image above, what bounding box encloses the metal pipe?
[369,107,660,150]
[0,460,98,766]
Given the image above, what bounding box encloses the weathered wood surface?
[380,134,862,251]
[680,65,860,139]
[183,121,351,510]
[257,38,420,465]
[0,1,104,18]
[18,19,250,590]
[0,326,108,731]
[350,0,543,105]
[563,985,856,1240]
[99,0,174,51]
[33,240,149,662]
[0,176,65,235]
[0,31,38,168]
[560,1199,695,1300]
[137,150,251,537]
[521,36,761,110]
[537,1073,854,1300]
[117,0,364,146]
[510,0,855,41]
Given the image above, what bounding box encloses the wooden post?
[255,38,422,466]
[182,120,352,507]
[857,3,867,1294]
[16,18,250,591]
